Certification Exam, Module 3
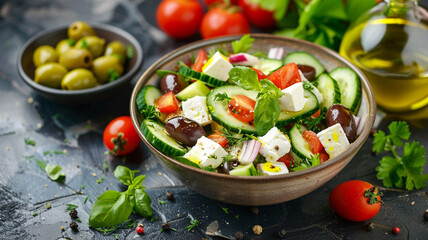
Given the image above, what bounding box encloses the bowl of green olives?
[18,21,143,104]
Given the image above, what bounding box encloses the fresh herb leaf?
[94,219,134,235]
[186,219,200,232]
[310,153,320,167]
[209,154,217,159]
[158,200,166,205]
[109,69,120,82]
[126,45,134,58]
[141,106,159,120]
[65,204,78,212]
[45,164,65,182]
[133,188,152,217]
[25,137,36,146]
[229,66,261,91]
[232,34,254,54]
[214,93,232,102]
[96,177,104,184]
[33,213,38,217]
[113,166,136,186]
[54,150,66,155]
[301,107,327,132]
[222,207,229,214]
[207,47,229,59]
[89,191,134,228]
[76,218,82,223]
[103,158,109,171]
[43,150,52,156]
[25,155,35,162]
[219,128,248,145]
[84,195,90,204]
[151,217,158,222]
[254,94,281,135]
[80,185,85,189]
[35,159,47,171]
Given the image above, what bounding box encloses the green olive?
[76,36,106,58]
[59,48,93,70]
[105,41,126,64]
[33,45,57,67]
[92,56,124,83]
[55,39,75,56]
[61,68,97,90]
[67,21,95,41]
[34,63,68,89]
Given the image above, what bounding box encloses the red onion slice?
[238,139,261,164]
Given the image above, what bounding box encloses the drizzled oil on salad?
[136,35,363,176]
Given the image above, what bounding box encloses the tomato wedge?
[207,132,228,147]
[192,49,207,72]
[228,95,256,122]
[319,149,330,163]
[302,130,324,154]
[277,153,294,168]
[268,62,301,89]
[250,67,268,81]
[155,91,180,113]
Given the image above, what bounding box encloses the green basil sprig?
[89,166,152,228]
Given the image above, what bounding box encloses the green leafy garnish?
[158,200,166,205]
[84,195,90,204]
[94,219,135,235]
[35,159,47,171]
[43,150,52,156]
[109,69,119,82]
[207,47,229,59]
[232,34,254,54]
[222,207,229,214]
[25,137,36,146]
[103,158,109,171]
[214,93,232,102]
[96,177,104,184]
[126,45,134,58]
[65,204,78,212]
[45,164,66,182]
[373,121,428,190]
[301,107,327,132]
[219,128,248,146]
[186,219,200,232]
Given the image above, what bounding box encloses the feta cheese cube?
[317,123,350,158]
[257,162,289,176]
[299,70,324,104]
[202,51,233,81]
[184,136,228,168]
[279,82,307,112]
[182,96,212,126]
[258,127,291,162]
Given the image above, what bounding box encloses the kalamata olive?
[216,163,230,175]
[160,74,189,94]
[165,116,205,146]
[326,104,357,142]
[297,64,316,81]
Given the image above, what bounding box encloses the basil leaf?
[229,66,261,91]
[254,95,281,135]
[132,175,146,188]
[346,0,376,23]
[232,34,254,54]
[113,166,135,186]
[45,164,65,182]
[260,79,282,98]
[133,188,152,218]
[89,190,134,228]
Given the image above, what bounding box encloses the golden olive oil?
[340,17,428,112]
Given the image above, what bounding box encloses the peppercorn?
[70,222,79,231]
[392,227,400,234]
[251,207,259,215]
[252,225,263,235]
[136,224,144,234]
[69,209,78,219]
[161,222,171,231]
[166,191,174,201]
[366,222,375,231]
[234,231,244,240]
[423,209,428,221]
[278,229,286,237]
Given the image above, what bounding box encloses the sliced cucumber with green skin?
[178,66,226,87]
[206,85,259,134]
[252,58,283,75]
[229,163,257,176]
[136,85,167,121]
[289,123,313,160]
[176,80,211,101]
[329,67,361,114]
[313,73,341,110]
[140,119,188,157]
[276,90,319,127]
[283,51,325,77]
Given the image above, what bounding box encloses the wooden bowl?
[130,34,376,206]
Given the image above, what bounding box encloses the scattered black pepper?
[251,207,259,215]
[70,222,79,231]
[423,209,428,221]
[166,191,174,201]
[161,222,171,231]
[234,231,244,240]
[69,209,78,219]
[278,228,286,237]
[367,222,375,231]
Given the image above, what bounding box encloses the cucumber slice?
[276,90,319,127]
[136,85,167,121]
[252,58,283,75]
[329,67,361,114]
[313,73,341,110]
[229,163,257,176]
[176,80,211,101]
[289,123,313,160]
[178,66,226,87]
[283,51,325,77]
[206,85,259,134]
[140,119,188,157]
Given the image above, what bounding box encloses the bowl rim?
[130,33,377,181]
[17,23,143,96]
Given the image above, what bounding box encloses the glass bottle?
[340,0,428,112]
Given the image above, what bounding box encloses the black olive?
[297,64,316,81]
[160,73,188,94]
[165,116,206,146]
[326,104,357,142]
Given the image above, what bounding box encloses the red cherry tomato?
[329,180,382,222]
[268,62,301,90]
[203,0,239,7]
[207,132,228,147]
[302,130,323,154]
[319,149,330,163]
[238,0,276,28]
[200,6,250,39]
[250,67,268,81]
[103,116,140,156]
[155,91,180,113]
[228,95,256,122]
[192,49,208,72]
[156,0,203,39]
[277,153,294,168]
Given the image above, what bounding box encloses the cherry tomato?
[228,95,256,122]
[155,91,180,113]
[207,132,228,147]
[203,0,239,7]
[238,0,276,28]
[192,49,207,72]
[329,180,382,222]
[319,149,330,163]
[156,0,203,39]
[302,130,323,154]
[277,153,294,168]
[268,62,301,90]
[200,6,250,39]
[103,116,140,156]
[250,67,268,81]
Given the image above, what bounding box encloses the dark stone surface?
[1,0,428,239]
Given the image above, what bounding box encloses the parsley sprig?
[186,219,200,232]
[372,121,428,190]
[301,107,327,132]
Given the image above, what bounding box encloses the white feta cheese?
[184,136,228,168]
[299,70,324,104]
[202,51,233,81]
[257,162,289,176]
[182,96,212,126]
[279,82,307,112]
[258,127,291,162]
[317,123,350,158]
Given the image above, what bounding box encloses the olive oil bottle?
[340,0,428,112]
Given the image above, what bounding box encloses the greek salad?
[136,35,362,176]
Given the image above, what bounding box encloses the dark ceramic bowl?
[130,34,376,206]
[18,23,142,104]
